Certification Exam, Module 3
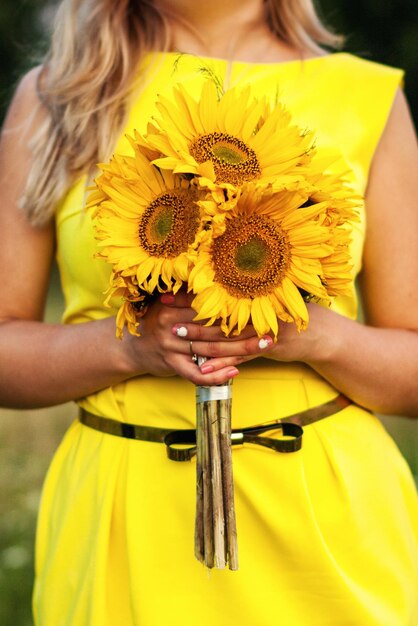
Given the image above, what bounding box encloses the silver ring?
[189,340,199,364]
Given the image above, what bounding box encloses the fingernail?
[258,336,273,350]
[200,363,214,374]
[227,367,239,378]
[174,325,188,337]
[160,294,175,304]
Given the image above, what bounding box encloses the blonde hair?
[22,0,342,225]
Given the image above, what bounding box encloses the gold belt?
[79,393,352,461]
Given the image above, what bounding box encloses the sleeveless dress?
[33,53,418,626]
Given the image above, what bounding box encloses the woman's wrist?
[112,327,149,379]
[265,304,350,367]
[303,305,348,366]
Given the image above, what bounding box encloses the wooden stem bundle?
[194,379,238,570]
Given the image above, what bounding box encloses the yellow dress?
[33,53,418,626]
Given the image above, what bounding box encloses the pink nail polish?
[200,364,214,374]
[227,368,239,378]
[160,293,175,304]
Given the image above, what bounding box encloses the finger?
[199,354,255,374]
[184,334,274,359]
[167,352,240,385]
[171,322,257,342]
[160,292,195,308]
[146,302,197,333]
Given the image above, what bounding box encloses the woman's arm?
[174,90,418,417]
[0,70,265,409]
[302,89,418,416]
[0,69,135,408]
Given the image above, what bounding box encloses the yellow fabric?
[33,53,418,625]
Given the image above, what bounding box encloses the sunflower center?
[212,144,245,165]
[151,209,174,242]
[212,215,291,298]
[190,132,261,185]
[138,190,200,257]
[235,238,267,273]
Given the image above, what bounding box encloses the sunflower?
[100,274,146,338]
[320,245,355,297]
[90,149,205,294]
[188,184,354,338]
[302,154,362,227]
[88,148,208,336]
[138,80,314,195]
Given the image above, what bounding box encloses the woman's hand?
[122,291,274,385]
[171,299,337,376]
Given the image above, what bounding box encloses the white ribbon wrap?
[196,385,233,403]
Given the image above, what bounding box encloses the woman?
[0,0,417,624]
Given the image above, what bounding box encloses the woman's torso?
[54,51,403,427]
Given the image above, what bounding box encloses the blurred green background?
[0,1,417,625]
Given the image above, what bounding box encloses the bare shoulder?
[0,65,55,322]
[368,88,417,209]
[374,88,417,157]
[2,65,47,137]
[361,88,418,329]
[15,64,43,94]
[0,65,49,212]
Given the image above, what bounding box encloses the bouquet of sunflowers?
[88,78,360,570]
